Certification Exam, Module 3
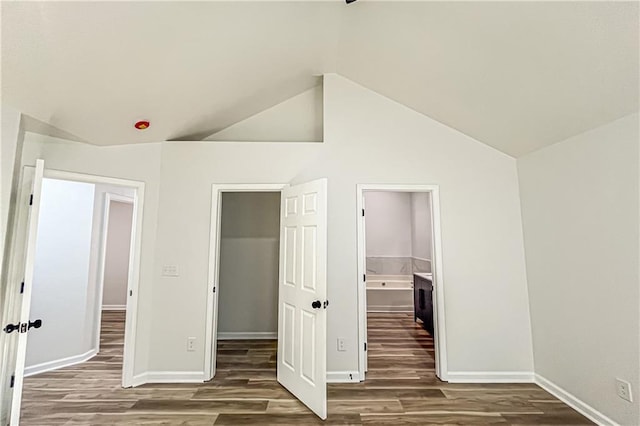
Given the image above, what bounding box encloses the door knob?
[28,319,42,330]
[3,323,19,334]
[311,300,322,309]
[3,319,42,334]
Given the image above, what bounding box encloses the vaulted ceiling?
[2,1,638,157]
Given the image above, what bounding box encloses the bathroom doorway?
[356,184,448,382]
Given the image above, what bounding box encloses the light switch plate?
[162,265,179,277]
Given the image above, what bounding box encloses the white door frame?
[205,183,288,380]
[94,193,135,352]
[43,169,145,388]
[356,184,448,381]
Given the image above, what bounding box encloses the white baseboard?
[535,374,618,426]
[327,371,361,383]
[447,371,534,383]
[102,305,126,311]
[217,332,277,340]
[131,371,205,386]
[24,348,97,377]
[367,306,413,313]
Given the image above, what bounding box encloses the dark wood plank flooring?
[20,311,593,425]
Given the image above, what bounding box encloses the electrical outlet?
[187,337,196,352]
[337,338,346,352]
[616,378,633,402]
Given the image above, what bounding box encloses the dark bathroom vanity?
[413,273,434,336]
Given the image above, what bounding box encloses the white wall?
[518,113,639,426]
[218,192,280,334]
[102,201,134,308]
[25,178,96,370]
[364,192,412,257]
[150,74,532,375]
[410,192,432,261]
[206,85,323,143]
[19,74,534,379]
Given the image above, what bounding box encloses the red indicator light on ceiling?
[134,120,150,130]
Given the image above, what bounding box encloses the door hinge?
[29,194,33,206]
[10,374,15,388]
[20,282,24,294]
[362,209,365,217]
[213,286,216,293]
[363,274,366,282]
[129,290,132,296]
[364,342,367,351]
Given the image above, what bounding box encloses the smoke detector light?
[134,120,150,130]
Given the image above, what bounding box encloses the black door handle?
[28,319,42,330]
[311,300,322,309]
[3,319,42,334]
[3,323,20,334]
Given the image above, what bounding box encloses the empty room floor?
[19,312,592,425]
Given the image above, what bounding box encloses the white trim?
[24,349,97,377]
[43,168,144,389]
[356,184,449,382]
[535,374,619,426]
[447,371,534,383]
[327,371,361,383]
[102,305,126,311]
[217,332,277,340]
[205,183,289,381]
[132,371,206,385]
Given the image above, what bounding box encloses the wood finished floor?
[20,311,593,425]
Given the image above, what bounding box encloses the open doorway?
[22,179,135,381]
[356,184,448,382]
[1,162,145,425]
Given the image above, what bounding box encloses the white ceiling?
[2,1,638,157]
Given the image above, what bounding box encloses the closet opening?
[213,191,281,377]
[205,180,330,419]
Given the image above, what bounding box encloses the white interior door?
[277,178,328,420]
[0,159,45,426]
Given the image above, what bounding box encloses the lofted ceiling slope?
[1,1,638,157]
